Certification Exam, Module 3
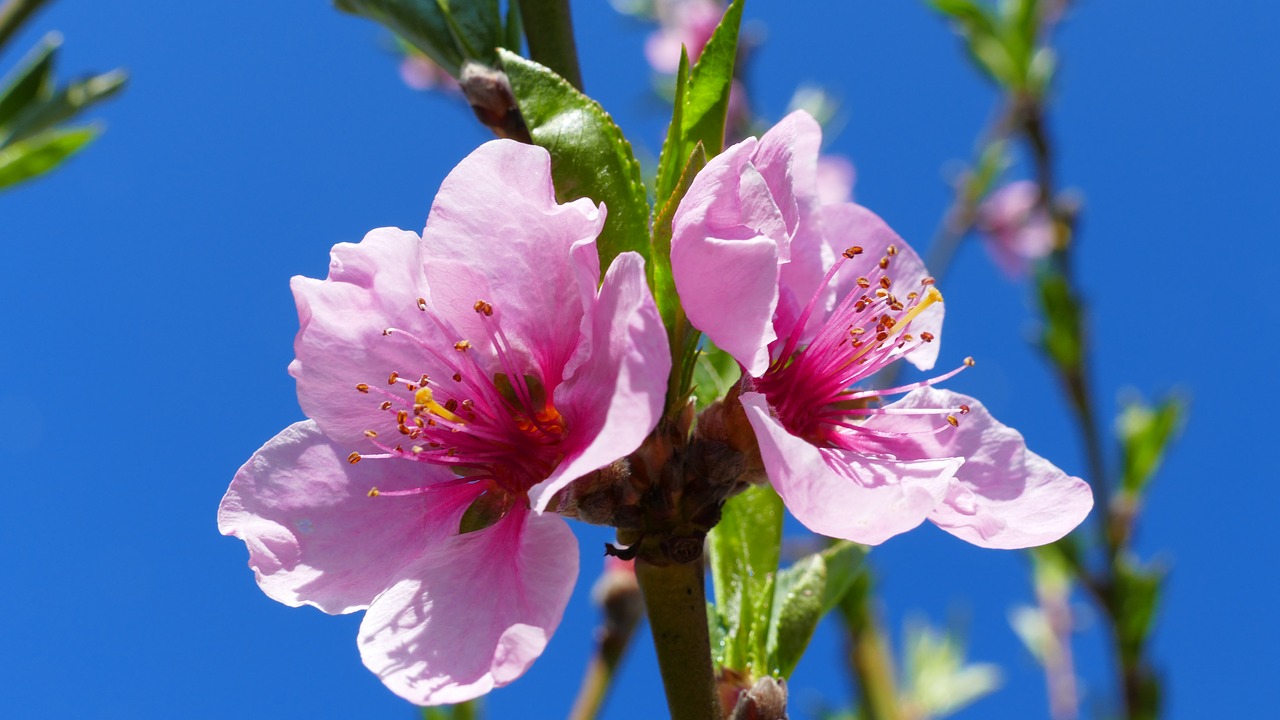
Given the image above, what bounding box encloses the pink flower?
[219,140,669,704]
[645,0,724,74]
[672,111,1092,547]
[815,154,856,205]
[976,180,1055,278]
[399,52,458,93]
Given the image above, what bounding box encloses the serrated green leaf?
[0,125,97,190]
[1,68,125,148]
[1118,393,1185,496]
[767,554,826,678]
[683,0,742,156]
[499,49,650,278]
[708,483,784,673]
[335,0,463,76]
[438,0,501,64]
[0,33,58,128]
[653,0,742,207]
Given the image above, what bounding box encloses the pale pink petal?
[420,140,607,387]
[821,203,945,371]
[290,228,445,445]
[358,507,578,705]
[741,392,961,545]
[867,388,1094,549]
[530,252,670,511]
[672,138,788,376]
[218,421,476,614]
[752,110,824,236]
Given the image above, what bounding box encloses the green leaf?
[652,140,706,394]
[0,125,97,190]
[1036,269,1082,370]
[766,553,826,678]
[690,338,739,410]
[503,0,522,53]
[653,0,743,207]
[0,32,58,129]
[499,49,649,277]
[1,68,126,148]
[707,483,784,673]
[928,0,1019,88]
[901,620,1002,718]
[1118,393,1185,496]
[708,600,730,668]
[438,0,501,64]
[1114,556,1163,665]
[818,541,865,615]
[335,0,463,76]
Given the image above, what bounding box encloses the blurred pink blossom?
[645,0,724,73]
[219,140,669,705]
[976,180,1055,278]
[399,52,458,92]
[671,111,1092,547]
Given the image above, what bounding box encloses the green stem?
[635,558,721,720]
[516,0,583,91]
[0,0,51,49]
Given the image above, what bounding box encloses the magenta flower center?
[348,297,568,499]
[754,245,972,447]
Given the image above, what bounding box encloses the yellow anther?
[367,487,380,497]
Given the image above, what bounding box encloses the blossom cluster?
[220,111,1091,705]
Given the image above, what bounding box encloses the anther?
[452,373,462,382]
[347,452,362,464]
[382,329,391,336]
[879,257,890,270]
[363,430,378,438]
[388,371,399,385]
[879,276,892,289]
[964,356,976,366]
[379,401,393,410]
[843,246,863,258]
[857,277,870,289]
[921,332,935,343]
[921,277,936,286]
[397,410,408,425]
[454,340,472,351]
[946,415,959,427]
[356,383,369,393]
[416,298,428,311]
[887,244,898,256]
[959,404,971,414]
[473,300,494,316]
[411,445,425,454]
[367,487,380,497]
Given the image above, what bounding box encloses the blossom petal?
[752,110,823,235]
[357,507,578,705]
[866,388,1094,549]
[419,140,606,388]
[291,228,447,445]
[821,203,944,370]
[672,138,788,376]
[529,252,670,512]
[218,421,473,614]
[741,392,960,545]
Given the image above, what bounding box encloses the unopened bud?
[727,675,789,720]
[459,61,531,143]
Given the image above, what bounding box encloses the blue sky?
[1,1,1276,718]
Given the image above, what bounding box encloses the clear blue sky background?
[1,1,1276,717]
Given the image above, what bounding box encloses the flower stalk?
[635,556,722,720]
